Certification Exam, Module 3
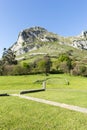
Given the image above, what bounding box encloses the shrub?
[12,65,28,75]
[37,55,52,75]
[71,64,87,76]
[2,65,15,75]
[57,53,72,73]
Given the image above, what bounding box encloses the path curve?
[11,94,87,114]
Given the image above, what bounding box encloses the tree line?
[0,48,87,76]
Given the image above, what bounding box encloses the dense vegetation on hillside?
[1,44,87,77]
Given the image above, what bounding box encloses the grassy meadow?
[0,74,87,129]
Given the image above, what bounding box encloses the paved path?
[12,94,87,114]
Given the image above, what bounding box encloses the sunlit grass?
[0,74,87,129]
[0,96,87,130]
[0,74,87,107]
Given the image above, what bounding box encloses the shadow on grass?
[0,93,10,96]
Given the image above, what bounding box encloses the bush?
[12,65,28,75]
[58,53,72,73]
[71,64,87,76]
[58,61,69,73]
[32,55,52,75]
[2,65,15,75]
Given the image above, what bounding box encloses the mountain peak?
[11,26,58,55]
[17,26,55,44]
[10,26,87,56]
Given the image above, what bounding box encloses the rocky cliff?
[11,26,58,55]
[10,26,87,56]
[71,31,87,50]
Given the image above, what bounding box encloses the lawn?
[26,74,87,108]
[0,74,87,107]
[0,75,45,93]
[0,96,87,130]
[0,74,87,129]
[1,74,87,90]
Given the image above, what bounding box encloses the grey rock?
[11,26,58,56]
[10,27,87,56]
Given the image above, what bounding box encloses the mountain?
[11,26,59,56]
[10,26,87,58]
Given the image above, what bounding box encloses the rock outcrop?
[11,26,58,55]
[10,27,87,56]
[72,40,87,50]
[71,31,87,50]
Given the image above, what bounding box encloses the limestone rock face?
[72,40,87,50]
[11,26,58,55]
[71,31,87,50]
[10,27,87,56]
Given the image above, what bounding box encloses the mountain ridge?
[10,26,87,56]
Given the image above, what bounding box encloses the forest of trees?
[0,48,87,77]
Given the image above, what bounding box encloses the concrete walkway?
[12,94,87,114]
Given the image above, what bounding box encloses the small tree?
[44,55,52,75]
[58,53,72,73]
[37,55,52,75]
[22,62,31,74]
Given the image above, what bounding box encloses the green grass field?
[0,96,87,130]
[0,74,87,129]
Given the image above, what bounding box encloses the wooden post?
[43,81,46,89]
[65,78,69,85]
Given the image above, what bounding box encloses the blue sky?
[0,0,87,57]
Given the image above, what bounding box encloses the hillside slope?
[11,26,59,56]
[9,26,87,62]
